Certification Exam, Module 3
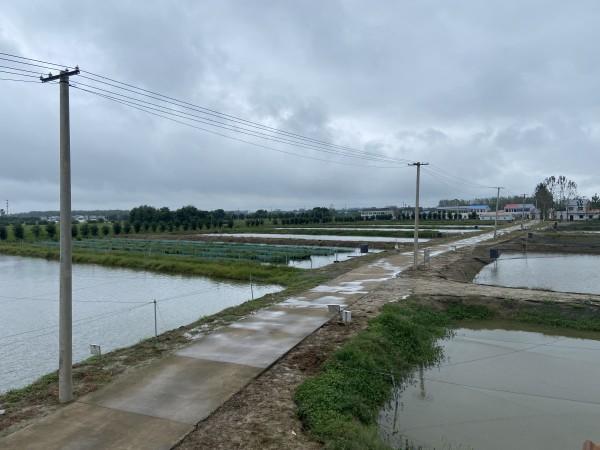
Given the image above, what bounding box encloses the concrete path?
[1,225,523,450]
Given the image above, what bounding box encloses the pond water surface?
[0,255,281,393]
[474,252,600,295]
[276,227,480,234]
[211,233,430,243]
[379,325,600,450]
[287,248,381,269]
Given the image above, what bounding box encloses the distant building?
[557,198,600,221]
[436,204,490,219]
[504,203,537,219]
[479,211,514,221]
[360,209,396,220]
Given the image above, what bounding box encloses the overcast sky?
[1,1,599,213]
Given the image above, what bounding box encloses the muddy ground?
[175,231,600,450]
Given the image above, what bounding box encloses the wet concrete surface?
[0,223,526,450]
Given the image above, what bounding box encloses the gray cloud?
[1,0,600,213]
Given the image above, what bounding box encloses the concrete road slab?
[1,401,189,450]
[177,306,330,367]
[85,355,261,424]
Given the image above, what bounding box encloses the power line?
[78,70,412,164]
[0,55,62,72]
[0,51,72,70]
[0,64,46,75]
[0,77,44,84]
[69,84,406,169]
[0,69,40,79]
[69,80,406,165]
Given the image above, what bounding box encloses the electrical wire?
[70,84,408,169]
[78,71,413,164]
[0,51,72,70]
[69,80,406,165]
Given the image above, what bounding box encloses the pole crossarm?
[40,67,80,83]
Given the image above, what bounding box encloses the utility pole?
[41,66,80,403]
[5,200,8,216]
[522,193,526,227]
[493,187,503,239]
[409,162,428,270]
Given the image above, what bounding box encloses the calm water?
[0,255,281,393]
[474,252,600,295]
[276,227,480,234]
[380,326,600,450]
[211,233,430,243]
[287,248,381,269]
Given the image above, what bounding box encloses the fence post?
[153,299,157,338]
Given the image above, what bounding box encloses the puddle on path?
[474,252,600,295]
[379,325,600,450]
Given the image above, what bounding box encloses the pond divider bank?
[0,242,300,285]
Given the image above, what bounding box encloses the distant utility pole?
[493,186,503,239]
[521,193,526,227]
[409,162,428,270]
[5,200,7,216]
[41,66,80,403]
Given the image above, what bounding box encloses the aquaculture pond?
[0,255,282,393]
[210,233,430,243]
[37,238,351,267]
[379,325,600,450]
[275,227,482,234]
[474,252,600,295]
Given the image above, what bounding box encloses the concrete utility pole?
[41,67,80,403]
[493,186,503,239]
[522,193,526,227]
[5,200,8,216]
[409,162,428,270]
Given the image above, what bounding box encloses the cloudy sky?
[1,1,599,213]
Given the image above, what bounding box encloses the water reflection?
[474,252,600,295]
[379,327,600,450]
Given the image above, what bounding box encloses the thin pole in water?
[153,299,158,338]
[250,274,254,300]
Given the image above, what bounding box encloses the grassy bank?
[294,302,453,449]
[0,242,301,286]
[294,296,600,449]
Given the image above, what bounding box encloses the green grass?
[294,302,453,449]
[0,242,302,286]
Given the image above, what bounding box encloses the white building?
[504,203,538,219]
[479,211,514,221]
[436,204,490,219]
[360,209,396,220]
[557,198,600,221]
